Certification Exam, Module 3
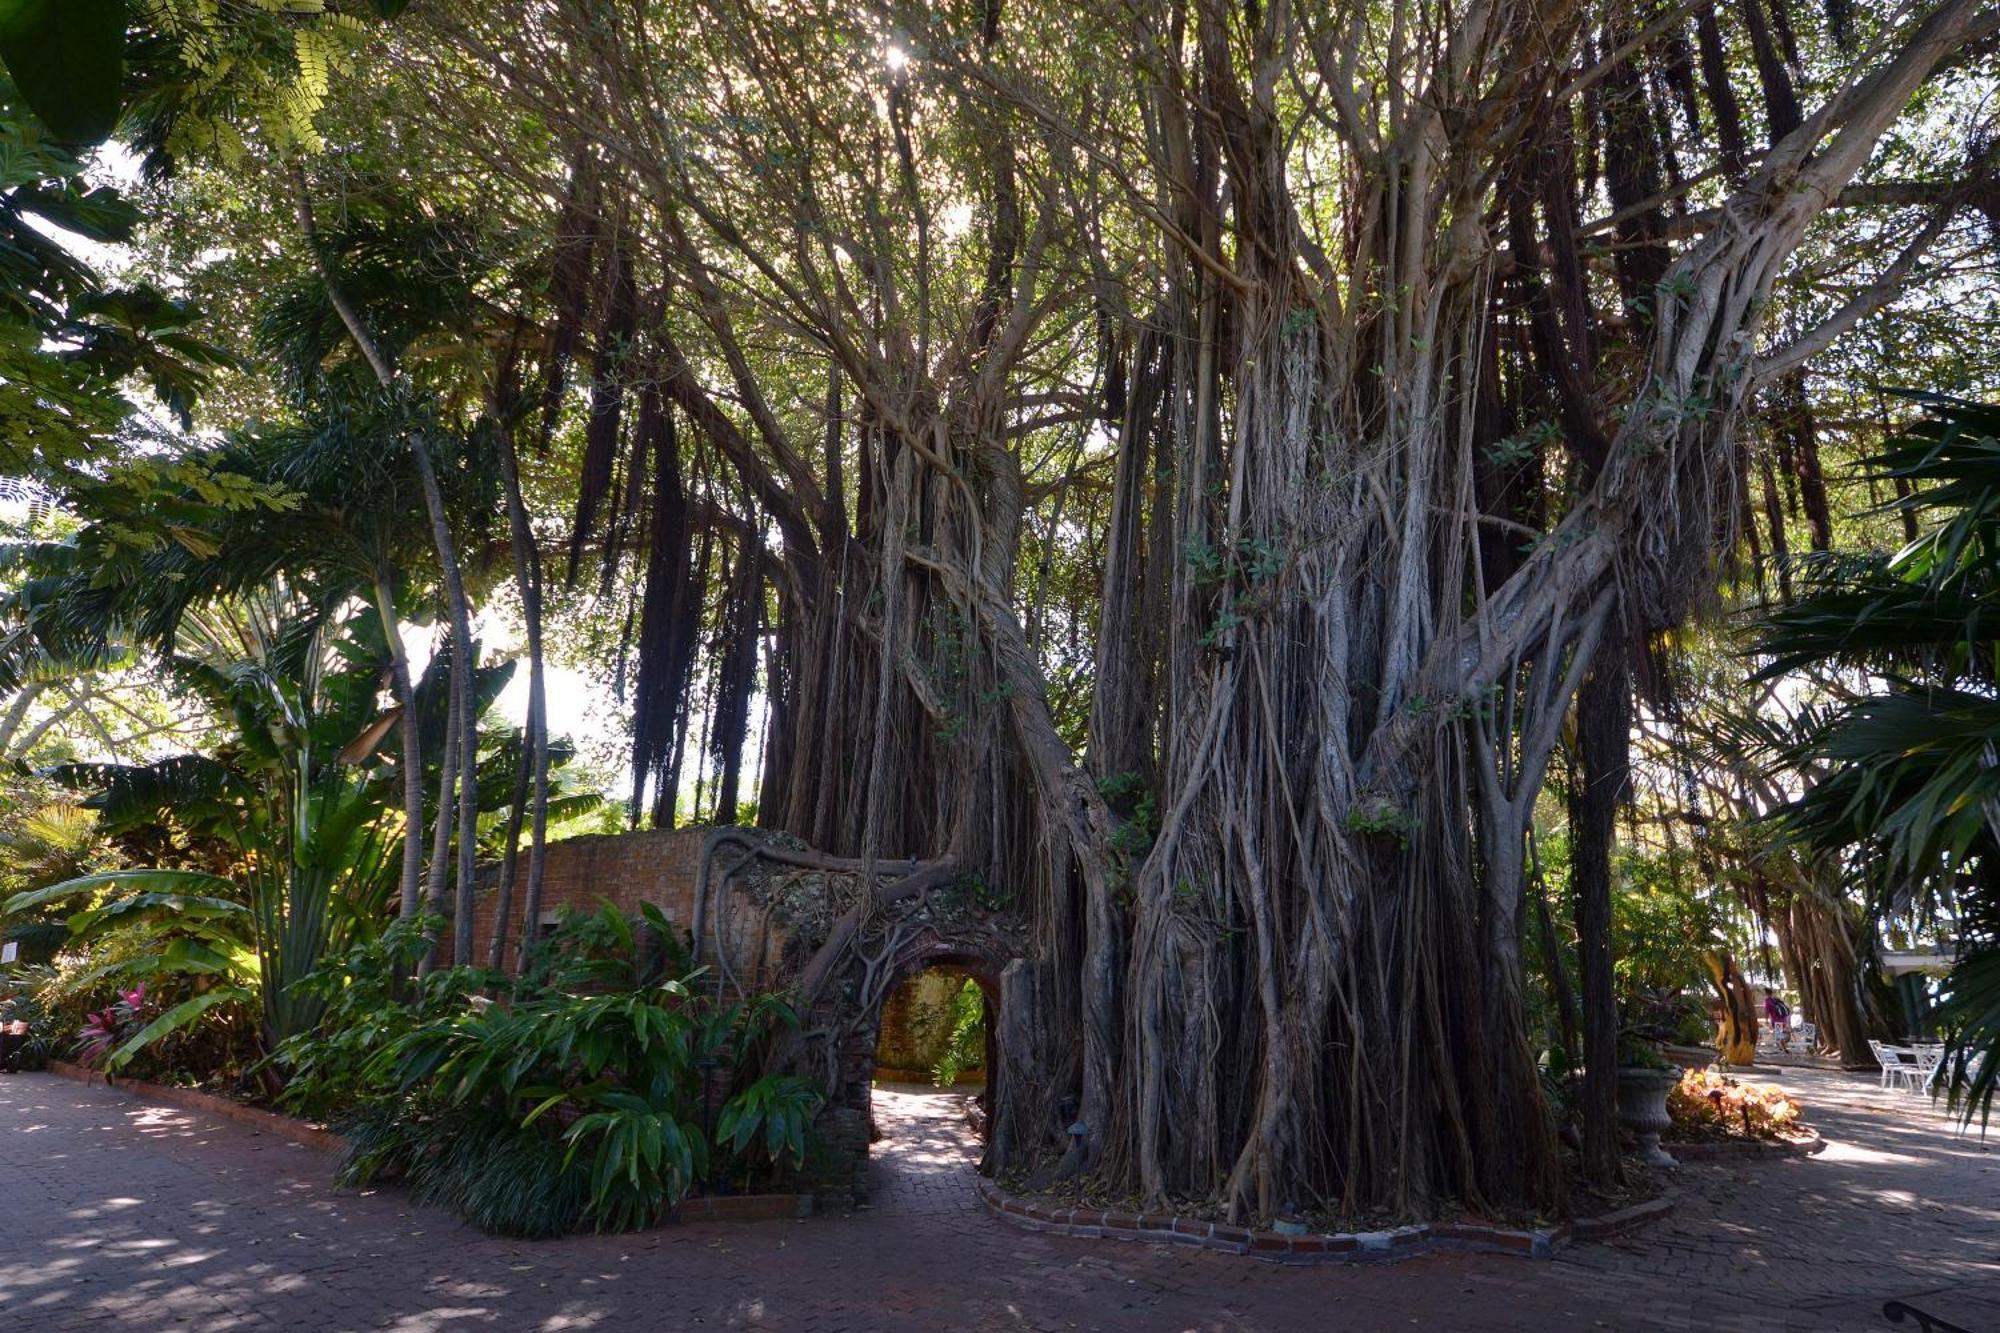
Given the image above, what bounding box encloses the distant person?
[1763,988,1790,1029]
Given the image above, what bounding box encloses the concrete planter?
[1615,1066,1680,1167]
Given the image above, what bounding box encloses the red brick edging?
[678,1194,815,1222]
[974,1178,1670,1262]
[47,1060,348,1153]
[1662,1131,1825,1163]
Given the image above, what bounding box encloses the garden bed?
[1663,1131,1825,1162]
[45,1061,815,1225]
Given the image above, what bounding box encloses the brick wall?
[431,825,1013,1205]
[437,828,782,989]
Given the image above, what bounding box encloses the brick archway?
[808,929,1016,1207]
[454,826,1024,1205]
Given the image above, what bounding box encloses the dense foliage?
[0,0,1994,1232]
[276,908,820,1236]
[1755,396,2000,1120]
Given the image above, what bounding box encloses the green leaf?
[157,936,258,982]
[367,0,411,17]
[10,182,139,243]
[0,0,127,145]
[105,986,248,1072]
[4,868,240,918]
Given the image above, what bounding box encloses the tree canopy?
[2,0,1997,1227]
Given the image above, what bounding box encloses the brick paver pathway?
[1,1068,1994,1330]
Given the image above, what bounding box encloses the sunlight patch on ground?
[128,1106,191,1131]
[1816,1140,1925,1167]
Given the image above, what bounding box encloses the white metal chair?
[1870,1040,1921,1090]
[1913,1043,1946,1093]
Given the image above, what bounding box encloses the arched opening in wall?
[862,957,998,1209]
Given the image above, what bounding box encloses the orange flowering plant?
[1666,1069,1804,1142]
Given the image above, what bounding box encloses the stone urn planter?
[1614,1066,1680,1167]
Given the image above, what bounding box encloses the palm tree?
[1757,394,2000,1122]
[276,178,549,971]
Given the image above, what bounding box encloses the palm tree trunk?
[422,639,460,970]
[496,425,550,971]
[294,166,481,968]
[372,570,425,920]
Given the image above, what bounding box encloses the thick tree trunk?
[1775,886,1876,1064]
[417,0,1986,1224]
[1707,952,1761,1064]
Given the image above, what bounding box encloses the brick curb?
[1567,1193,1677,1243]
[971,1178,1656,1263]
[1662,1130,1825,1163]
[47,1060,348,1153]
[676,1194,816,1222]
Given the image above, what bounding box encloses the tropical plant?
[929,979,986,1089]
[0,796,107,965]
[76,982,148,1068]
[0,964,64,1070]
[0,94,234,493]
[268,916,485,1120]
[1757,395,2000,1122]
[367,978,811,1232]
[1,594,409,1069]
[286,904,817,1236]
[714,1075,822,1181]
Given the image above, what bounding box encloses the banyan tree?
[388,0,1996,1221]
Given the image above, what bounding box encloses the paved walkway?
[0,1068,1993,1331]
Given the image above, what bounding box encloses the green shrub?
[715,1074,821,1182]
[281,904,821,1236]
[269,916,487,1121]
[0,965,66,1070]
[340,1101,588,1239]
[929,979,985,1088]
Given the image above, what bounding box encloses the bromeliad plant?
[1667,1069,1804,1143]
[76,983,147,1067]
